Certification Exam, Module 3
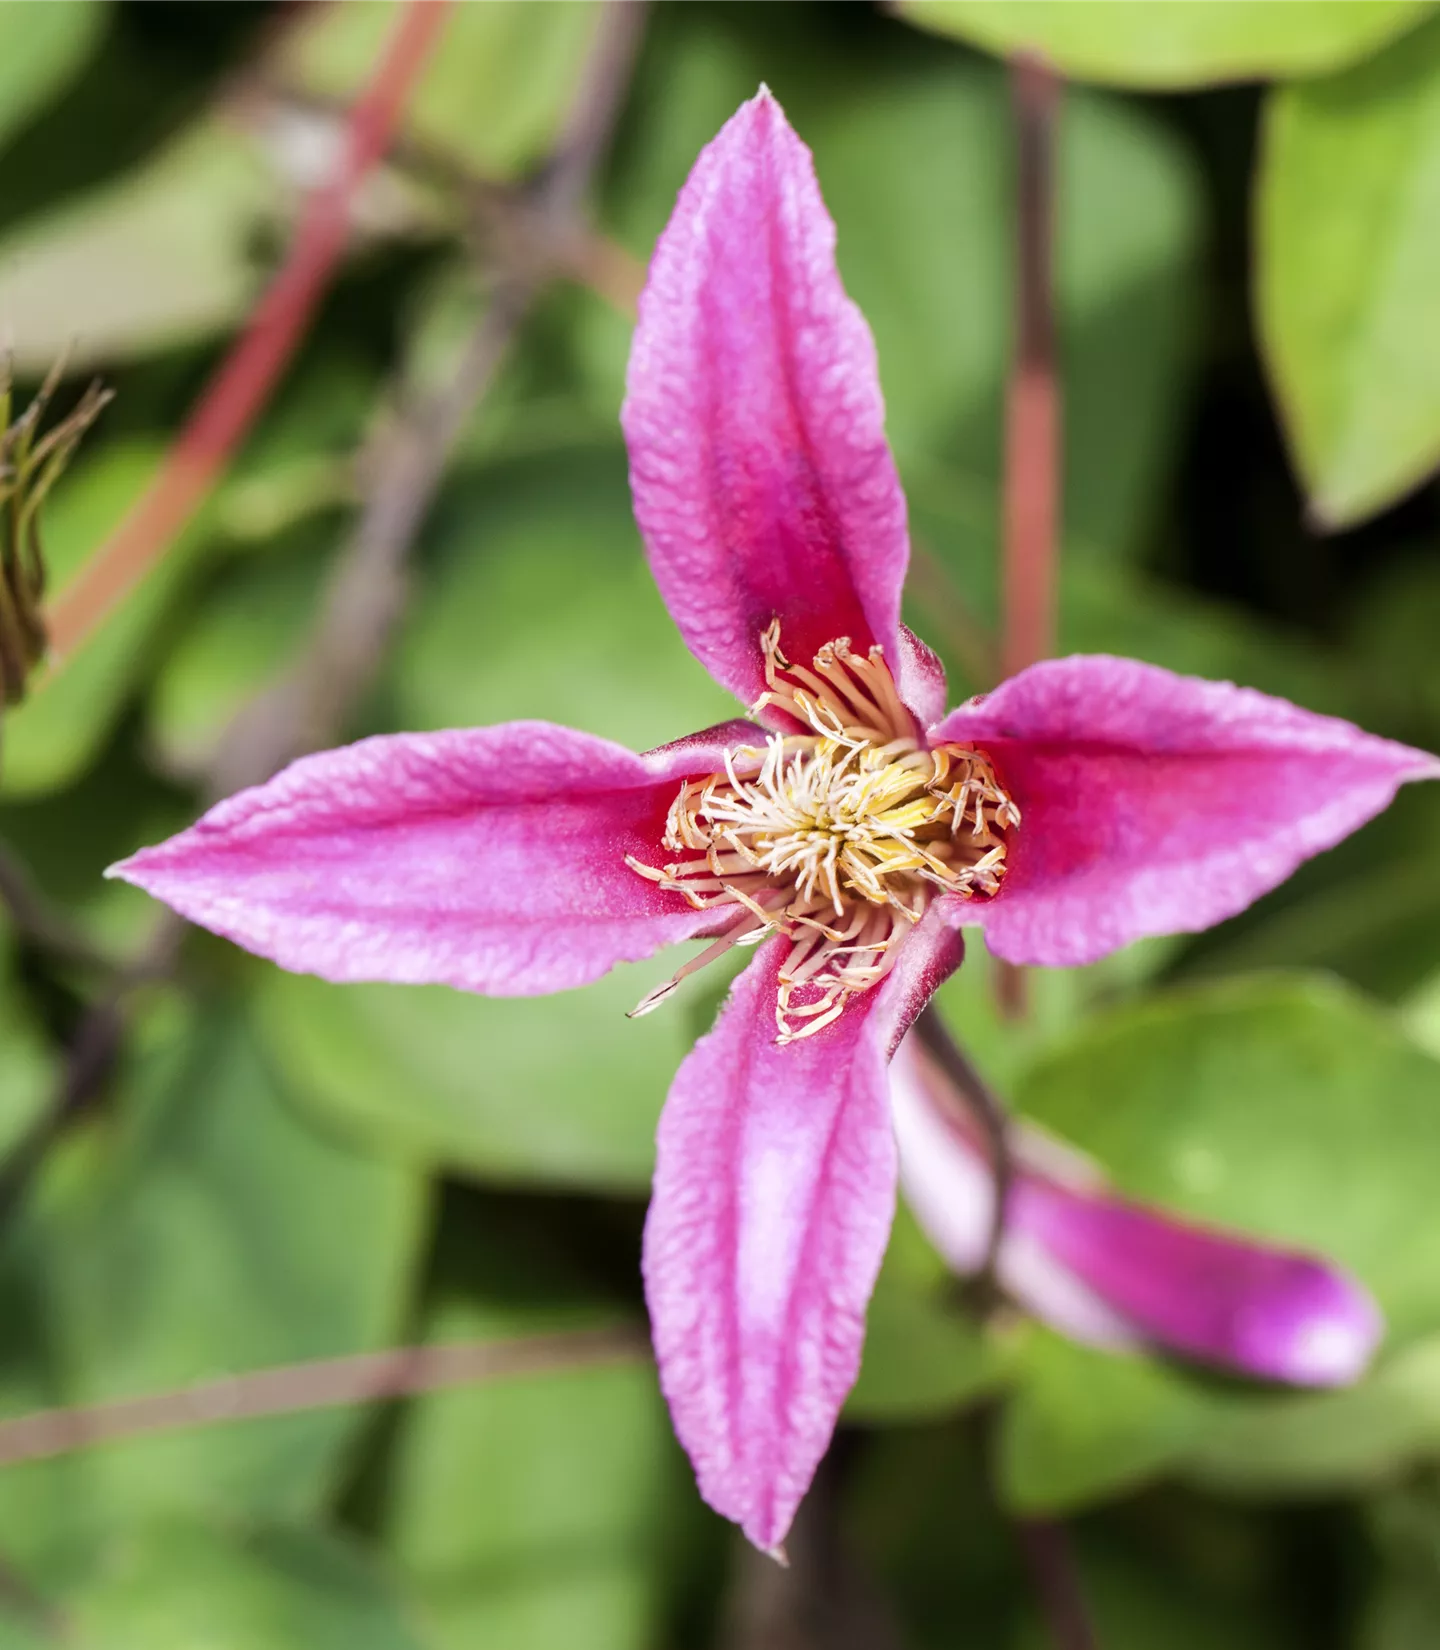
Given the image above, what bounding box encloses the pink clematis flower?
[891,1037,1381,1385]
[111,91,1435,1553]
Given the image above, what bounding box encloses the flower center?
[628,623,1020,1042]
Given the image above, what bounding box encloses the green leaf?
[254,953,696,1193]
[281,0,605,180]
[846,1203,1012,1422]
[387,1297,683,1650]
[999,1332,1219,1514]
[0,953,55,1167]
[0,2,103,154]
[1259,15,1440,525]
[1015,973,1440,1345]
[1186,1334,1440,1496]
[0,1000,427,1579]
[899,1,1435,88]
[391,448,735,753]
[147,543,331,777]
[65,1522,428,1650]
[0,121,273,373]
[990,976,1440,1513]
[2,442,208,798]
[806,68,1202,585]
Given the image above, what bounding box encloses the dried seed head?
[0,357,112,704]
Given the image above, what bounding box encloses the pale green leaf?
[1187,1335,1440,1496]
[1015,974,1440,1344]
[0,121,272,373]
[253,953,698,1192]
[280,0,604,181]
[846,1203,1012,1421]
[999,1332,1218,1514]
[147,544,330,777]
[1259,16,1440,524]
[388,1297,681,1650]
[391,448,735,752]
[66,1522,428,1650]
[0,0,104,154]
[899,1,1435,88]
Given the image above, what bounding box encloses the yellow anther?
[629,625,1020,1042]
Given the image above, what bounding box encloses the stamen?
[628,624,1020,1041]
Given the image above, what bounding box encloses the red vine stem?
[0,1325,648,1468]
[1001,53,1062,682]
[44,0,455,662]
[998,54,1061,1021]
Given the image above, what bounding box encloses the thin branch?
[998,54,1062,1022]
[913,1004,1013,1310]
[208,284,531,792]
[0,915,182,1226]
[1014,1518,1098,1650]
[18,0,649,1189]
[0,837,115,971]
[209,0,646,789]
[232,81,647,315]
[719,1450,903,1648]
[44,0,457,662]
[0,1325,648,1469]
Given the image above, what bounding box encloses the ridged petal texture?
[109,722,758,995]
[932,654,1440,966]
[622,89,921,717]
[643,917,964,1553]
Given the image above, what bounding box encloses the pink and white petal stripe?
[643,916,964,1553]
[931,655,1440,967]
[890,1036,1381,1385]
[623,89,916,718]
[109,722,757,996]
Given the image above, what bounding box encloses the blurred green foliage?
[0,2,1438,1645]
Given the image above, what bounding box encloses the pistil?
[628,625,1020,1042]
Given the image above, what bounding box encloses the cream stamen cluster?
[629,623,1020,1042]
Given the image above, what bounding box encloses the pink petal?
[931,655,1440,966]
[890,1037,1381,1386]
[643,915,963,1553]
[1017,1178,1381,1386]
[108,721,759,995]
[623,90,924,718]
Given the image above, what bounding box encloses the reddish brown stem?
[44,0,455,662]
[1015,1518,1098,1650]
[998,54,1061,1021]
[1002,53,1061,681]
[0,1325,647,1468]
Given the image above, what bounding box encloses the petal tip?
[1242,1269,1383,1388]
